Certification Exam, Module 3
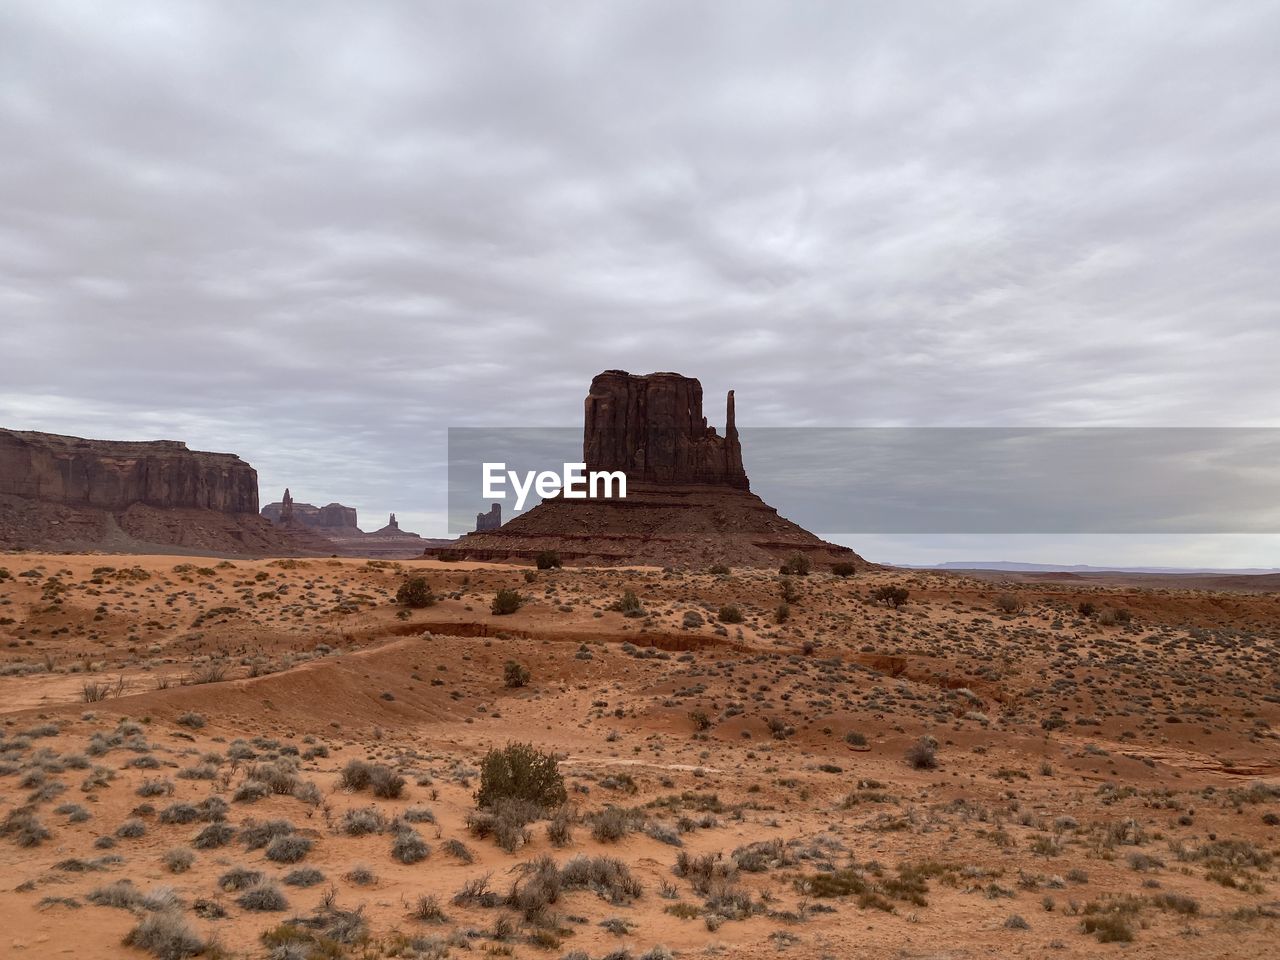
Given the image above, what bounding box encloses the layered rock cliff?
[584,370,748,489]
[0,429,258,512]
[0,428,323,555]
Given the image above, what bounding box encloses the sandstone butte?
[428,369,868,570]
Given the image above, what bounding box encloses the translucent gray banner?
[447,427,1280,535]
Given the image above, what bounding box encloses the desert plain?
[0,552,1277,959]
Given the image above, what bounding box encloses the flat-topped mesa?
[262,498,358,530]
[0,428,258,513]
[583,370,748,489]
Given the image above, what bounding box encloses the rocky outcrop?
[584,370,748,489]
[0,428,323,555]
[0,428,258,512]
[430,371,865,570]
[475,503,502,531]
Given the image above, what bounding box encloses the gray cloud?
[2,1,1278,563]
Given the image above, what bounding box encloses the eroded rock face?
[475,503,502,531]
[583,370,747,489]
[0,428,258,513]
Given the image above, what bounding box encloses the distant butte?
[262,492,452,559]
[428,370,866,570]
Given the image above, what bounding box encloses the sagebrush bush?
[442,838,474,863]
[560,855,642,902]
[612,590,644,617]
[239,819,295,850]
[370,766,406,799]
[283,867,325,887]
[266,833,313,864]
[905,737,939,770]
[88,880,143,909]
[1,809,51,847]
[192,823,235,849]
[411,893,448,923]
[162,847,194,873]
[217,866,263,892]
[238,880,288,911]
[339,759,374,790]
[391,828,431,864]
[503,660,530,688]
[717,605,744,624]
[590,806,640,843]
[158,803,199,825]
[115,817,147,839]
[342,807,387,836]
[547,809,574,847]
[123,908,206,959]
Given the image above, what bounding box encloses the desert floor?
[0,552,1277,959]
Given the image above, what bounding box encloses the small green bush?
[779,553,811,575]
[871,585,910,608]
[504,661,531,689]
[994,592,1024,615]
[476,742,566,810]
[612,590,644,617]
[491,589,522,615]
[395,577,435,608]
[717,605,744,624]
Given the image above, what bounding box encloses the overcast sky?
[2,1,1279,565]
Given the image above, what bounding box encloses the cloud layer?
[2,1,1278,561]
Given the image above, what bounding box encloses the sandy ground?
[1,552,1277,959]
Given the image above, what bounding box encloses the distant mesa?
[262,493,359,531]
[262,492,451,559]
[0,428,320,555]
[475,503,502,531]
[428,370,866,570]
